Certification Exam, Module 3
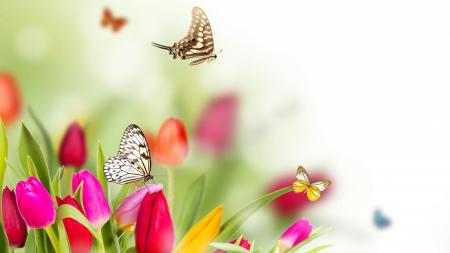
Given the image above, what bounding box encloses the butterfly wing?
[296,166,311,185]
[118,124,151,177]
[104,155,145,184]
[111,18,127,32]
[305,180,331,201]
[101,8,113,27]
[178,7,215,59]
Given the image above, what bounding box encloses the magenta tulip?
[72,170,110,229]
[114,184,163,232]
[135,191,174,253]
[15,176,56,228]
[279,218,313,252]
[195,93,238,154]
[1,187,28,248]
[59,122,87,167]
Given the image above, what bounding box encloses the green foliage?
[0,224,8,253]
[0,120,7,219]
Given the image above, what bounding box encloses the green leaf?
[102,219,120,253]
[24,230,36,253]
[176,174,205,240]
[27,156,39,178]
[52,167,63,197]
[57,220,71,253]
[34,230,45,253]
[124,247,137,253]
[18,123,52,192]
[96,143,109,201]
[210,242,250,253]
[29,108,58,178]
[285,228,331,253]
[112,184,135,210]
[216,186,292,242]
[0,224,8,253]
[119,232,130,252]
[0,120,8,219]
[57,204,100,241]
[305,245,332,253]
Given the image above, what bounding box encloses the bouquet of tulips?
[0,116,331,253]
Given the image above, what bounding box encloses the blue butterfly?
[374,209,391,229]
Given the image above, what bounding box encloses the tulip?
[72,170,110,229]
[135,191,174,253]
[143,130,156,153]
[56,196,93,253]
[278,218,312,252]
[1,187,28,248]
[58,122,87,167]
[114,184,163,232]
[195,93,238,154]
[0,72,21,126]
[214,237,251,253]
[155,118,188,167]
[175,204,223,253]
[15,176,55,228]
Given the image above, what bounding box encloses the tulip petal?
[2,187,28,248]
[59,122,87,167]
[155,118,188,167]
[279,218,312,252]
[0,72,21,126]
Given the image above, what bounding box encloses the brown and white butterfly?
[104,124,153,184]
[152,6,218,66]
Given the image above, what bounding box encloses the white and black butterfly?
[152,6,218,65]
[104,124,153,184]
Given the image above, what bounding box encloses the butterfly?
[152,6,218,65]
[101,7,127,32]
[374,209,391,229]
[292,166,331,201]
[103,124,153,184]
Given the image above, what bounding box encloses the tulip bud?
[58,122,87,167]
[15,176,56,228]
[214,237,251,253]
[72,170,110,229]
[195,94,237,154]
[135,191,174,253]
[155,118,188,167]
[114,184,163,232]
[175,204,223,253]
[278,218,312,252]
[1,187,28,248]
[0,72,22,126]
[56,196,93,253]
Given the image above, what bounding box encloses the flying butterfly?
[374,209,391,229]
[293,166,331,202]
[101,7,127,32]
[103,124,153,184]
[152,6,218,65]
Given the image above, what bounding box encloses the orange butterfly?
[101,8,127,32]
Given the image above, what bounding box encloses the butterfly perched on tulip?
[104,124,153,184]
[152,6,218,66]
[101,7,127,32]
[292,166,331,201]
[374,209,391,229]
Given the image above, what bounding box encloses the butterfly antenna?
[152,42,172,51]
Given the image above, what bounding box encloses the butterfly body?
[293,166,331,202]
[152,7,217,65]
[104,124,153,184]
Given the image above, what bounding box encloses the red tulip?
[214,238,251,253]
[155,118,188,167]
[195,93,238,154]
[59,122,87,167]
[0,72,21,126]
[1,187,27,248]
[143,130,156,154]
[15,176,56,228]
[268,172,332,217]
[56,196,93,253]
[135,191,174,253]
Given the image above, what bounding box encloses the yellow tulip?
[174,204,224,253]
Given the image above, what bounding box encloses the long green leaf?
[176,174,205,240]
[29,108,58,177]
[0,224,8,253]
[216,186,292,242]
[124,247,137,253]
[0,120,7,219]
[52,167,63,197]
[96,143,109,201]
[57,220,71,253]
[18,123,52,192]
[102,219,120,253]
[57,204,100,241]
[305,244,332,253]
[24,230,36,253]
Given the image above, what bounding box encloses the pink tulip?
[72,170,110,229]
[59,122,87,167]
[279,218,312,252]
[135,191,174,253]
[2,187,28,248]
[214,238,251,253]
[114,184,163,232]
[15,177,56,228]
[195,93,238,154]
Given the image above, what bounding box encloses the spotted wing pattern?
[104,124,152,184]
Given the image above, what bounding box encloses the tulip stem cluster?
[44,226,60,253]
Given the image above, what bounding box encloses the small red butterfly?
[101,8,127,32]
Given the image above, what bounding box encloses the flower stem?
[44,226,60,253]
[95,229,106,253]
[167,168,175,212]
